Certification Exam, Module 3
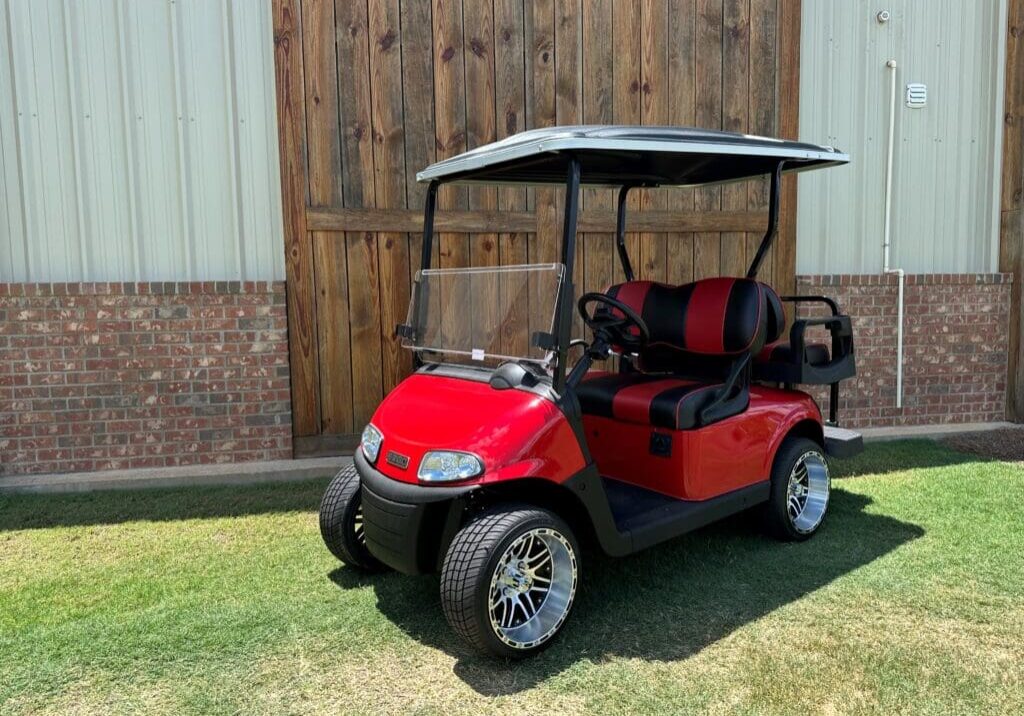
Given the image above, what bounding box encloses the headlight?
[417,451,484,482]
[360,424,383,463]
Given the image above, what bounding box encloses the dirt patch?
[942,427,1024,462]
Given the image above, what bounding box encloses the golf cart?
[319,126,861,658]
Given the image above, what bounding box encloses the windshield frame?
[412,158,581,392]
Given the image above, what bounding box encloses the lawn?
[1,440,1022,715]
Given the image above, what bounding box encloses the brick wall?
[795,274,1011,429]
[0,282,292,476]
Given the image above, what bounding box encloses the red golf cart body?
[352,126,860,574]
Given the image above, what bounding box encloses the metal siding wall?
[797,0,1007,274]
[0,0,285,282]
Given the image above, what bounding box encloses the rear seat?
[752,283,856,386]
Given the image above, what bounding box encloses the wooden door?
[272,0,803,456]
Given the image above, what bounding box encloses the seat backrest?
[760,282,786,345]
[604,277,772,364]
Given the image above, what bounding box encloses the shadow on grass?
[0,478,333,532]
[830,438,990,479]
[330,489,923,696]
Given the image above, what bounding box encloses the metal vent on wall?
[905,83,927,108]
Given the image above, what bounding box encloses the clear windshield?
[402,263,564,368]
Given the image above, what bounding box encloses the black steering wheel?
[577,293,650,352]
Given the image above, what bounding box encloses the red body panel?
[369,372,819,501]
[582,385,821,500]
[368,374,586,485]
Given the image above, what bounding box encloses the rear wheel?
[763,437,830,541]
[440,506,579,658]
[319,463,386,571]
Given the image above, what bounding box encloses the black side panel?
[602,477,771,553]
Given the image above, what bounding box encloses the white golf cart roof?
[417,125,848,187]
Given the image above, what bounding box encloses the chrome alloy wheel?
[787,450,830,534]
[487,527,577,650]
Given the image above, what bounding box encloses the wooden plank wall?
[1001,0,1024,420]
[272,0,802,455]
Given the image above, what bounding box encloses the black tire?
[763,436,831,541]
[319,463,386,571]
[440,506,579,659]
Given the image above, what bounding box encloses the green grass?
[1,439,1022,715]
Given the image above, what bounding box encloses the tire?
[440,506,580,659]
[319,463,386,571]
[763,436,831,541]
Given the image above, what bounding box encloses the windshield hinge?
[395,323,416,340]
[531,331,558,351]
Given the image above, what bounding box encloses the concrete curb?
[0,456,350,495]
[859,421,1018,443]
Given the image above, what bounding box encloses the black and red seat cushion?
[604,277,768,358]
[577,372,724,430]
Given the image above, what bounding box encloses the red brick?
[0,281,292,476]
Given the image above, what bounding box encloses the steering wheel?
[577,293,650,352]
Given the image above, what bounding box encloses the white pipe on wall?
[882,59,904,410]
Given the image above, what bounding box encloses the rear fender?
[763,413,825,475]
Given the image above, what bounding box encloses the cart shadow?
[328,488,923,696]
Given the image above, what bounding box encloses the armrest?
[789,314,853,365]
[781,294,840,316]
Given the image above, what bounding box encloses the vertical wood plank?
[639,0,668,282]
[464,0,499,352]
[694,0,723,280]
[337,0,383,428]
[1000,0,1024,418]
[432,0,469,353]
[312,234,353,434]
[748,0,777,284]
[612,0,641,269]
[667,0,696,285]
[582,0,615,294]
[400,0,436,278]
[775,0,800,301]
[720,0,749,278]
[302,0,352,435]
[495,0,530,357]
[555,0,582,338]
[530,0,558,337]
[368,0,411,392]
[272,0,320,439]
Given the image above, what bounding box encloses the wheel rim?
[488,527,577,650]
[787,450,830,534]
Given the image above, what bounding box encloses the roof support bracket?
[746,161,785,280]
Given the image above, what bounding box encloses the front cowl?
[364,372,586,486]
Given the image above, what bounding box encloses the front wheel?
[763,437,831,541]
[319,463,386,571]
[440,506,579,658]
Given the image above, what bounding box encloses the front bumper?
[354,450,478,574]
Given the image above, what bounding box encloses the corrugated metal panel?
[0,0,285,282]
[797,0,1008,274]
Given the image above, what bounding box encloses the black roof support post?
[420,180,439,273]
[555,158,582,393]
[615,185,636,281]
[746,161,785,279]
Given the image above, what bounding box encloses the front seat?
[575,277,772,430]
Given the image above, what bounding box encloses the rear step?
[601,477,769,553]
[824,425,863,459]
